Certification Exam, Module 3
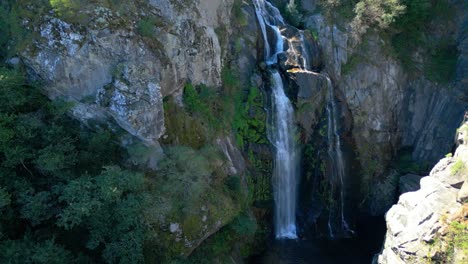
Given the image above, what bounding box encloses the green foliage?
[307,28,319,41]
[0,238,75,264]
[184,84,208,116]
[390,0,457,82]
[351,0,405,41]
[230,214,257,236]
[0,1,48,60]
[18,190,54,226]
[284,0,304,28]
[0,186,11,209]
[431,219,468,262]
[392,149,425,174]
[0,67,148,263]
[183,83,221,131]
[226,175,242,194]
[232,0,248,27]
[163,96,207,149]
[425,40,458,83]
[341,54,361,75]
[233,86,268,150]
[450,159,466,176]
[183,213,257,262]
[246,150,272,203]
[137,16,162,38]
[156,146,216,205]
[449,221,468,254]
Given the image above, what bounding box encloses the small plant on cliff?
[450,159,466,176]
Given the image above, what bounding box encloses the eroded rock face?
[292,70,328,141]
[22,1,232,144]
[304,9,467,214]
[377,121,468,263]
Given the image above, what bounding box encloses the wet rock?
[291,70,327,141]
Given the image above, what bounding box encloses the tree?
[351,0,405,42]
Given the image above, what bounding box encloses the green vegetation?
[175,213,259,263]
[430,217,468,263]
[233,86,268,150]
[284,0,304,28]
[0,65,253,262]
[341,54,361,75]
[318,0,459,83]
[350,0,405,41]
[389,0,458,82]
[307,28,319,41]
[0,66,151,263]
[162,96,207,149]
[448,220,468,255]
[392,149,427,175]
[0,1,49,60]
[450,159,467,176]
[232,0,248,27]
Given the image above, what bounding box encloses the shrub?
[350,0,405,42]
[137,17,156,38]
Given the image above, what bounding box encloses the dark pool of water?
[250,216,386,264]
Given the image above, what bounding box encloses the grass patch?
[450,159,466,176]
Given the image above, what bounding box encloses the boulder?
[377,121,468,263]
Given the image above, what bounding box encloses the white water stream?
[253,0,299,239]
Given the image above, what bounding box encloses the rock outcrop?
[22,0,232,145]
[303,1,468,215]
[377,120,468,263]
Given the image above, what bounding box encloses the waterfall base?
[250,215,386,263]
[275,224,298,239]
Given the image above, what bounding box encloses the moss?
[162,96,207,149]
[182,215,201,240]
[232,0,248,27]
[341,54,361,75]
[451,159,466,176]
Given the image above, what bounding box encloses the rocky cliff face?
[303,0,468,215]
[22,0,232,145]
[377,120,468,263]
[12,0,468,258]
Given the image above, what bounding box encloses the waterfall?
[324,76,353,236]
[253,0,299,239]
[270,71,299,239]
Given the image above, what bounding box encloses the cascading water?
[270,71,299,239]
[324,76,353,237]
[252,0,299,239]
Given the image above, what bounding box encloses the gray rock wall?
[377,121,468,263]
[22,0,233,145]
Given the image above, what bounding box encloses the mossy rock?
[162,96,207,149]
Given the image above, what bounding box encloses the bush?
[137,17,162,38]
[351,0,405,42]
